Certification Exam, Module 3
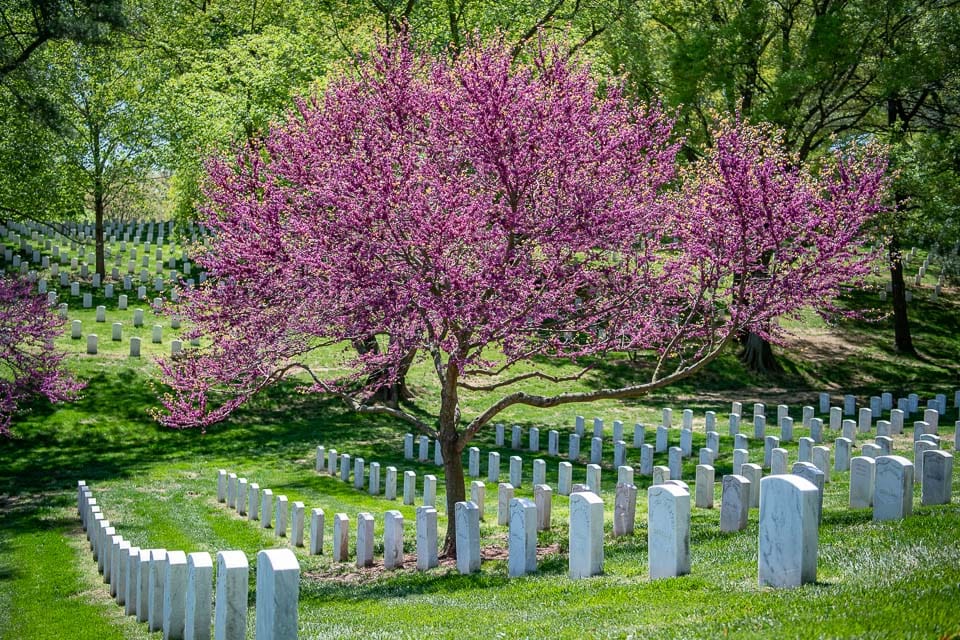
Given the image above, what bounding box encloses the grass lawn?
[2,248,960,638]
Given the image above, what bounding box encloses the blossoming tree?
[157,41,888,551]
[0,275,81,434]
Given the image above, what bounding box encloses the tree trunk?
[888,233,915,354]
[739,330,782,374]
[352,337,415,407]
[440,430,465,556]
[94,182,106,277]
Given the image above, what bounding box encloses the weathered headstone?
[874,455,914,521]
[488,452,500,483]
[333,513,349,562]
[383,510,404,569]
[720,474,750,532]
[834,437,852,472]
[498,483,514,525]
[558,461,573,496]
[568,491,604,579]
[163,550,188,640]
[309,508,324,555]
[695,464,714,508]
[470,481,485,521]
[255,549,299,640]
[534,484,552,531]
[214,550,247,640]
[508,498,538,577]
[291,502,305,547]
[455,501,481,575]
[741,463,762,508]
[416,506,438,571]
[648,484,691,579]
[184,552,211,640]
[758,475,819,588]
[849,456,876,508]
[921,449,952,506]
[613,483,637,537]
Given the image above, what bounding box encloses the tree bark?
[94,180,106,277]
[888,232,915,354]
[739,329,782,374]
[352,337,415,407]
[440,427,465,556]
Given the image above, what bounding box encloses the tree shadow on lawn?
[0,369,409,498]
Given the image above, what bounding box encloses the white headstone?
[214,550,247,640]
[849,456,876,509]
[255,549,299,640]
[568,491,604,579]
[383,510,404,569]
[648,483,691,579]
[873,455,914,521]
[455,501,481,575]
[185,552,212,640]
[758,475,819,588]
[921,450,952,506]
[695,464,714,508]
[508,498,538,577]
[416,506,438,570]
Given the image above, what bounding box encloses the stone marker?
[385,466,397,500]
[507,455,523,488]
[875,435,893,456]
[468,447,480,477]
[532,459,546,487]
[333,513,349,562]
[309,508,324,555]
[149,549,168,632]
[508,498,538,577]
[86,334,98,355]
[780,417,794,442]
[498,483,514,525]
[569,433,581,460]
[810,418,823,444]
[163,550,187,640]
[614,441,627,468]
[217,470,227,503]
[291,502,305,547]
[720,475,750,532]
[114,539,130,603]
[496,423,505,446]
[416,506,439,570]
[184,552,212,640]
[255,549,299,640]
[618,465,634,486]
[771,448,789,475]
[861,443,882,459]
[791,462,825,524]
[404,433,413,459]
[914,440,937,484]
[874,455,914,521]
[891,409,904,434]
[593,417,604,438]
[849,456,876,508]
[758,475,819,588]
[590,436,603,464]
[548,429,559,456]
[369,463,381,495]
[488,452,501,483]
[699,449,715,468]
[534,484,552,531]
[214,550,247,640]
[470,481,485,521]
[237,479,248,515]
[512,425,522,449]
[668,446,682,480]
[729,413,740,436]
[434,439,443,466]
[754,415,766,440]
[834,437,852,472]
[695,464,714,508]
[586,464,601,494]
[680,429,692,457]
[652,465,670,485]
[613,483,637,536]
[741,464,762,508]
[568,491,604,579]
[327,449,338,476]
[455,501,481,575]
[656,426,668,453]
[921,450,952,506]
[859,407,873,433]
[356,512,374,568]
[648,484,691,579]
[260,489,273,529]
[353,457,365,490]
[124,546,141,617]
[734,433,749,451]
[339,453,351,483]
[558,462,573,496]
[798,437,813,463]
[248,483,260,521]
[812,446,831,482]
[418,435,429,461]
[423,474,437,507]
[663,408,673,428]
[529,427,540,452]
[729,449,748,476]
[275,496,288,538]
[763,436,780,468]
[640,444,654,476]
[384,510,405,569]
[841,419,857,442]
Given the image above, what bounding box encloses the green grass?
[2,242,960,638]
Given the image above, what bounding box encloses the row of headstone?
[79,481,299,640]
[318,444,436,506]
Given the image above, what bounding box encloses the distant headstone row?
[78,480,299,640]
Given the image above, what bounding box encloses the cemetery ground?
[2,280,960,638]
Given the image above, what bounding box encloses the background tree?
[156,41,888,551]
[605,0,960,363]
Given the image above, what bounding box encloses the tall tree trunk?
[352,337,415,407]
[440,425,465,556]
[888,232,915,354]
[438,361,464,556]
[94,181,106,277]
